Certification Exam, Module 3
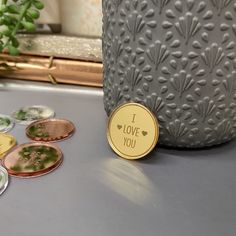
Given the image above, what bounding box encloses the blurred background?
[38,0,102,37]
[0,0,103,87]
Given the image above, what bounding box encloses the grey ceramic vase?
[102,0,236,148]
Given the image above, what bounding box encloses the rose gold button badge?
[26,118,76,142]
[2,142,63,178]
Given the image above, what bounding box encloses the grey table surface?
[0,79,236,236]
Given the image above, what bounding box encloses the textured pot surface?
[103,0,236,148]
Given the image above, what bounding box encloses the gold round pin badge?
[107,103,159,160]
[0,133,17,158]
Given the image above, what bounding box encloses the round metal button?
[12,105,55,125]
[0,114,14,133]
[2,142,63,178]
[0,166,9,196]
[107,103,159,160]
[0,133,17,158]
[26,118,76,142]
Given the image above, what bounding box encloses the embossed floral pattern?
[103,0,236,147]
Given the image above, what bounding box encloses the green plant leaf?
[7,5,19,14]
[21,21,36,32]
[8,45,19,55]
[11,37,19,47]
[0,0,43,58]
[27,9,39,19]
[25,14,34,23]
[2,29,11,37]
[33,1,44,10]
[0,5,7,12]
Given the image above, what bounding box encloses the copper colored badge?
[2,142,63,178]
[26,118,75,142]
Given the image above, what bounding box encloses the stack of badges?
[0,105,75,195]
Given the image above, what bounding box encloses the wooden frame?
[0,35,103,87]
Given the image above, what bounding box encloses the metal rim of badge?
[0,166,9,196]
[2,142,63,178]
[7,158,63,178]
[107,102,159,160]
[0,114,15,133]
[11,105,55,125]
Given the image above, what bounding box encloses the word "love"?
[122,125,140,137]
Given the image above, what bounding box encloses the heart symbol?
[142,131,148,136]
[117,125,122,130]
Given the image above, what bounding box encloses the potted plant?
[0,0,44,55]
